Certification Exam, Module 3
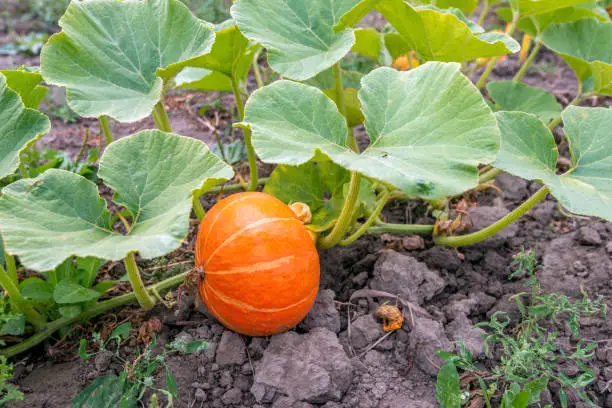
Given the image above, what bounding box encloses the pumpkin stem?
[124,252,156,310]
[318,171,362,249]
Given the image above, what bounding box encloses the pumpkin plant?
[2,0,612,357]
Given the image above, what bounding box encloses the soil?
[3,6,612,408]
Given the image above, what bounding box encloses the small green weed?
[436,247,606,408]
[74,323,207,407]
[0,355,23,405]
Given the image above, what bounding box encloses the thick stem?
[154,102,172,133]
[514,41,542,83]
[99,116,113,145]
[435,186,550,247]
[479,167,503,184]
[252,48,264,89]
[476,19,518,89]
[5,254,17,285]
[206,177,268,195]
[124,252,155,310]
[318,172,362,249]
[192,196,206,221]
[231,75,259,191]
[366,223,435,235]
[0,264,46,330]
[0,271,188,358]
[332,63,359,151]
[340,190,390,245]
[477,0,489,26]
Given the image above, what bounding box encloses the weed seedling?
[0,355,23,405]
[75,323,207,407]
[436,248,606,408]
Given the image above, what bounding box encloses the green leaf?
[417,5,484,33]
[487,81,562,123]
[376,0,519,62]
[0,73,50,179]
[245,62,499,199]
[78,338,89,360]
[19,277,54,301]
[516,0,594,17]
[0,313,25,336]
[264,161,357,227]
[184,340,209,354]
[109,322,132,343]
[93,281,117,294]
[231,0,358,80]
[0,131,233,271]
[40,0,215,122]
[306,67,363,91]
[413,0,478,14]
[334,0,383,31]
[524,376,550,403]
[352,28,383,62]
[165,367,177,398]
[498,5,609,37]
[59,305,83,318]
[493,107,612,221]
[0,68,48,108]
[179,21,257,91]
[542,19,612,95]
[435,361,462,408]
[54,280,101,304]
[72,375,126,408]
[175,67,232,92]
[324,88,364,127]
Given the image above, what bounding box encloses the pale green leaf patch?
[493,107,612,221]
[40,0,215,122]
[376,0,519,62]
[515,0,594,17]
[0,69,48,109]
[487,81,562,123]
[177,21,258,92]
[0,73,51,179]
[414,0,478,14]
[497,4,609,37]
[231,0,359,80]
[0,131,233,271]
[243,62,500,199]
[542,19,612,95]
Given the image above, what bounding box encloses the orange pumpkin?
[195,192,320,336]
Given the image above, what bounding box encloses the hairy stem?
[333,63,359,152]
[206,177,268,195]
[231,75,259,191]
[340,189,390,246]
[513,41,541,83]
[435,186,550,247]
[0,264,46,330]
[192,196,206,221]
[366,223,435,235]
[5,254,17,285]
[252,48,264,89]
[479,167,503,184]
[318,172,362,249]
[99,116,113,145]
[154,101,172,133]
[476,18,518,89]
[477,0,489,26]
[124,252,155,310]
[0,271,188,358]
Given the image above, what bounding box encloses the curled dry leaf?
[376,304,404,332]
[137,318,163,344]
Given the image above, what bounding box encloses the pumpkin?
[195,192,320,336]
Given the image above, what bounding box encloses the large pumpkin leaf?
[375,0,519,62]
[178,21,257,91]
[514,0,594,17]
[0,131,233,271]
[231,0,359,80]
[493,108,612,221]
[0,69,48,109]
[243,62,500,199]
[542,19,612,95]
[487,81,562,123]
[413,0,478,14]
[498,5,609,36]
[40,0,215,122]
[0,73,50,179]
